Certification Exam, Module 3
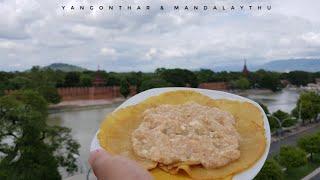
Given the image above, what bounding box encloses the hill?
[44,59,320,73]
[258,59,320,72]
[43,63,87,72]
[213,59,320,72]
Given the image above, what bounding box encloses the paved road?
[268,123,320,157]
[311,174,320,180]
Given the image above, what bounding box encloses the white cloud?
[9,63,22,67]
[100,47,116,56]
[0,41,18,49]
[145,48,157,60]
[161,47,188,58]
[301,32,320,46]
[71,24,98,39]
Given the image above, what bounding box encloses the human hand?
[89,149,153,180]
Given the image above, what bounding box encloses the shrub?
[298,133,320,161]
[292,92,320,124]
[120,79,130,98]
[230,77,250,90]
[279,146,307,169]
[273,110,297,128]
[255,159,284,180]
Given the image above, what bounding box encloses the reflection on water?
[245,89,301,113]
[47,89,301,174]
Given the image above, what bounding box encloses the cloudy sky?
[1,0,320,72]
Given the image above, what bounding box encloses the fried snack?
[131,102,241,169]
[98,90,266,179]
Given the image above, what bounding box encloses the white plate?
[90,87,271,180]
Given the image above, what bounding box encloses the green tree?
[64,72,80,87]
[159,68,198,87]
[211,71,241,82]
[106,73,121,86]
[255,159,284,180]
[124,72,143,93]
[5,68,62,104]
[272,110,297,128]
[279,146,307,169]
[37,86,61,104]
[80,74,92,87]
[125,72,142,86]
[230,77,250,90]
[249,70,282,91]
[139,78,172,92]
[30,68,62,104]
[196,69,214,83]
[120,79,130,98]
[0,90,79,180]
[8,76,33,89]
[133,72,143,92]
[0,72,14,91]
[260,73,281,92]
[50,70,67,88]
[268,117,280,132]
[155,68,166,75]
[285,71,313,86]
[0,89,4,97]
[298,133,320,161]
[292,92,320,124]
[259,103,270,115]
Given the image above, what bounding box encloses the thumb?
[89,149,111,166]
[88,149,153,180]
[89,149,113,179]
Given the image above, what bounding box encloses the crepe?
[98,90,266,179]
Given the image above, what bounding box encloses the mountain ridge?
[43,59,320,73]
[213,58,320,72]
[43,63,87,72]
[258,59,320,72]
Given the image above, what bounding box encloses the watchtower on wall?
[242,59,249,76]
[92,65,106,87]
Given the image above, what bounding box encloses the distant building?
[305,78,320,92]
[199,82,229,91]
[242,59,249,76]
[92,71,106,87]
[280,80,291,87]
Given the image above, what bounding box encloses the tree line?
[1,66,320,100]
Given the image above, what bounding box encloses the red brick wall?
[4,90,15,95]
[57,86,137,101]
[6,83,230,101]
[198,82,229,91]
